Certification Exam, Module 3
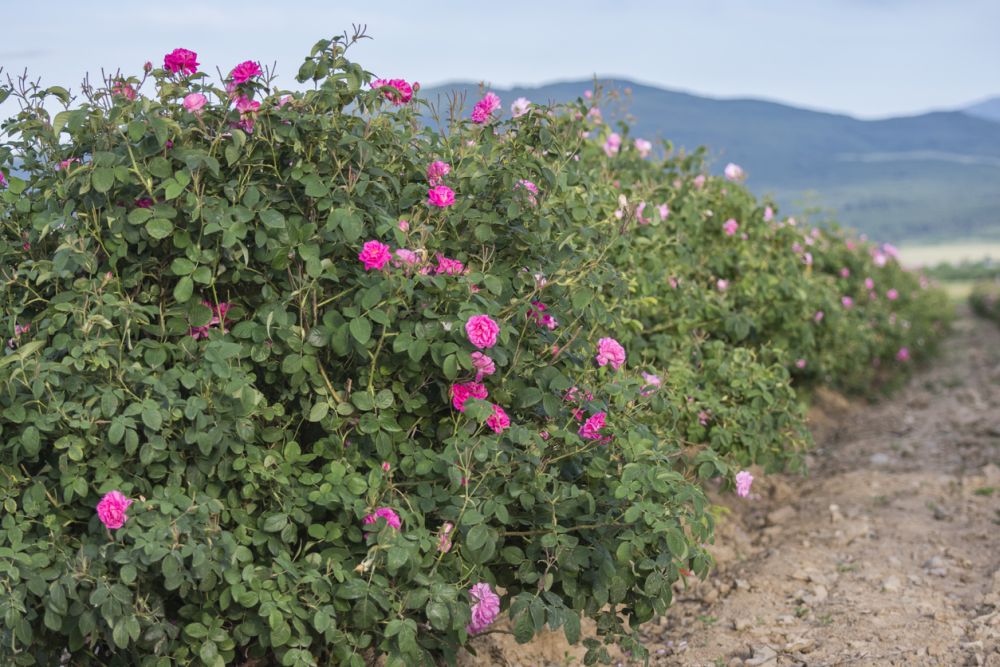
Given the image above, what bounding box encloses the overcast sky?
[1,0,997,119]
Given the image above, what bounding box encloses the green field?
[897,242,1000,268]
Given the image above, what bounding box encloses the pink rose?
[764,206,774,222]
[717,279,729,291]
[96,490,134,530]
[397,219,409,232]
[841,296,854,308]
[735,471,753,498]
[724,163,745,181]
[840,268,851,278]
[465,315,500,349]
[471,92,501,123]
[426,161,451,186]
[886,288,899,301]
[896,347,910,362]
[370,78,413,105]
[229,60,263,84]
[363,507,402,530]
[111,80,136,100]
[864,277,875,290]
[510,97,530,117]
[393,248,420,267]
[183,92,207,114]
[578,412,607,441]
[634,138,652,158]
[471,352,495,381]
[438,522,454,553]
[603,132,621,157]
[795,359,807,369]
[163,48,199,75]
[434,254,464,275]
[723,219,739,236]
[595,337,626,370]
[428,185,456,208]
[358,240,391,271]
[466,582,501,634]
[451,381,488,412]
[814,310,824,322]
[485,404,511,433]
[657,203,669,220]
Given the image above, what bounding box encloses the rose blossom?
[735,471,753,498]
[634,138,652,158]
[693,174,706,189]
[451,381,489,412]
[841,296,854,309]
[640,371,661,396]
[96,490,133,530]
[183,92,207,114]
[795,359,807,369]
[595,337,626,370]
[864,277,875,290]
[471,352,495,381]
[358,240,391,271]
[163,48,199,75]
[764,206,774,222]
[717,279,729,291]
[466,582,501,634]
[724,163,745,181]
[438,522,454,553]
[426,160,451,186]
[465,315,500,349]
[814,310,824,322]
[229,60,263,84]
[435,254,464,275]
[603,132,621,157]
[485,404,510,433]
[723,219,739,236]
[896,347,910,361]
[471,92,501,123]
[363,507,402,530]
[887,288,899,301]
[111,80,136,100]
[397,219,409,232]
[393,248,420,267]
[370,78,413,105]
[657,203,669,220]
[578,412,607,441]
[510,97,530,117]
[428,185,456,207]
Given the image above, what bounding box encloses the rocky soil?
[462,312,1000,666]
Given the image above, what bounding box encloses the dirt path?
[463,312,1000,666]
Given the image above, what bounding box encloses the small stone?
[736,579,751,591]
[870,452,890,465]
[804,585,829,605]
[829,504,844,522]
[785,637,816,653]
[923,556,947,569]
[727,658,744,667]
[734,618,753,631]
[882,576,903,593]
[777,615,796,625]
[767,506,797,525]
[745,645,778,666]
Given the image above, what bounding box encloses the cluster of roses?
[163,47,264,132]
[451,315,509,433]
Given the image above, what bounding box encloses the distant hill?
[965,96,1000,124]
[421,80,1000,242]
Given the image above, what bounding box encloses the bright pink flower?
[190,300,232,339]
[578,412,607,441]
[724,163,745,181]
[363,507,402,530]
[864,277,875,290]
[528,301,558,330]
[229,60,263,84]
[698,410,710,426]
[56,158,78,171]
[634,138,652,158]
[841,296,854,308]
[358,240,391,271]
[657,203,669,220]
[234,95,260,114]
[435,254,464,275]
[163,48,199,75]
[510,97,531,117]
[485,404,510,433]
[515,179,539,202]
[471,92,501,123]
[896,347,910,362]
[398,219,409,232]
[471,352,495,381]
[428,185,456,207]
[135,198,154,209]
[886,288,899,301]
[735,471,753,498]
[723,219,739,236]
[381,461,391,472]
[466,582,501,634]
[603,132,621,157]
[0,172,7,188]
[451,381,489,412]
[595,337,626,370]
[840,267,850,278]
[426,161,451,186]
[370,78,413,105]
[13,322,30,337]
[111,80,136,100]
[96,490,133,530]
[438,522,454,553]
[465,315,500,349]
[183,92,207,113]
[795,359,807,369]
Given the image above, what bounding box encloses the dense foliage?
[970,281,1000,325]
[0,33,950,666]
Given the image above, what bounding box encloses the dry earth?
[461,312,1000,666]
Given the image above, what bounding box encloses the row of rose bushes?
[0,35,949,667]
[970,281,1000,325]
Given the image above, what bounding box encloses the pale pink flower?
[466,582,501,634]
[634,138,652,158]
[398,219,410,232]
[428,185,456,207]
[603,132,621,157]
[723,219,739,236]
[163,48,199,75]
[438,522,454,553]
[846,239,856,250]
[586,107,602,123]
[814,310,824,322]
[896,347,910,362]
[841,296,854,308]
[592,337,625,370]
[381,462,391,472]
[803,252,813,266]
[717,279,729,291]
[657,203,669,220]
[583,89,593,99]
[56,158,79,171]
[485,404,510,433]
[363,507,402,530]
[229,60,263,84]
[183,92,207,114]
[370,78,413,105]
[471,352,495,381]
[864,277,875,290]
[96,490,133,530]
[434,254,464,275]
[735,471,753,498]
[698,410,710,426]
[795,359,807,369]
[873,251,888,267]
[693,174,706,189]
[886,288,899,301]
[840,267,851,278]
[578,412,607,441]
[451,381,489,412]
[111,80,136,100]
[393,248,420,267]
[764,206,774,222]
[426,161,451,186]
[466,315,500,349]
[358,240,391,271]
[471,92,501,123]
[640,371,662,396]
[510,97,530,117]
[724,163,745,181]
[635,201,650,225]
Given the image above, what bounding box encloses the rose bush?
[0,33,949,667]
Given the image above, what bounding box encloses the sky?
[1,0,997,120]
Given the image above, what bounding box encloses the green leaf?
[171,258,196,275]
[426,601,450,631]
[263,513,288,532]
[145,218,174,240]
[92,167,115,193]
[174,276,194,303]
[260,209,285,229]
[308,401,330,422]
[349,317,372,345]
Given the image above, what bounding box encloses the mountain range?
[421,81,1000,242]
